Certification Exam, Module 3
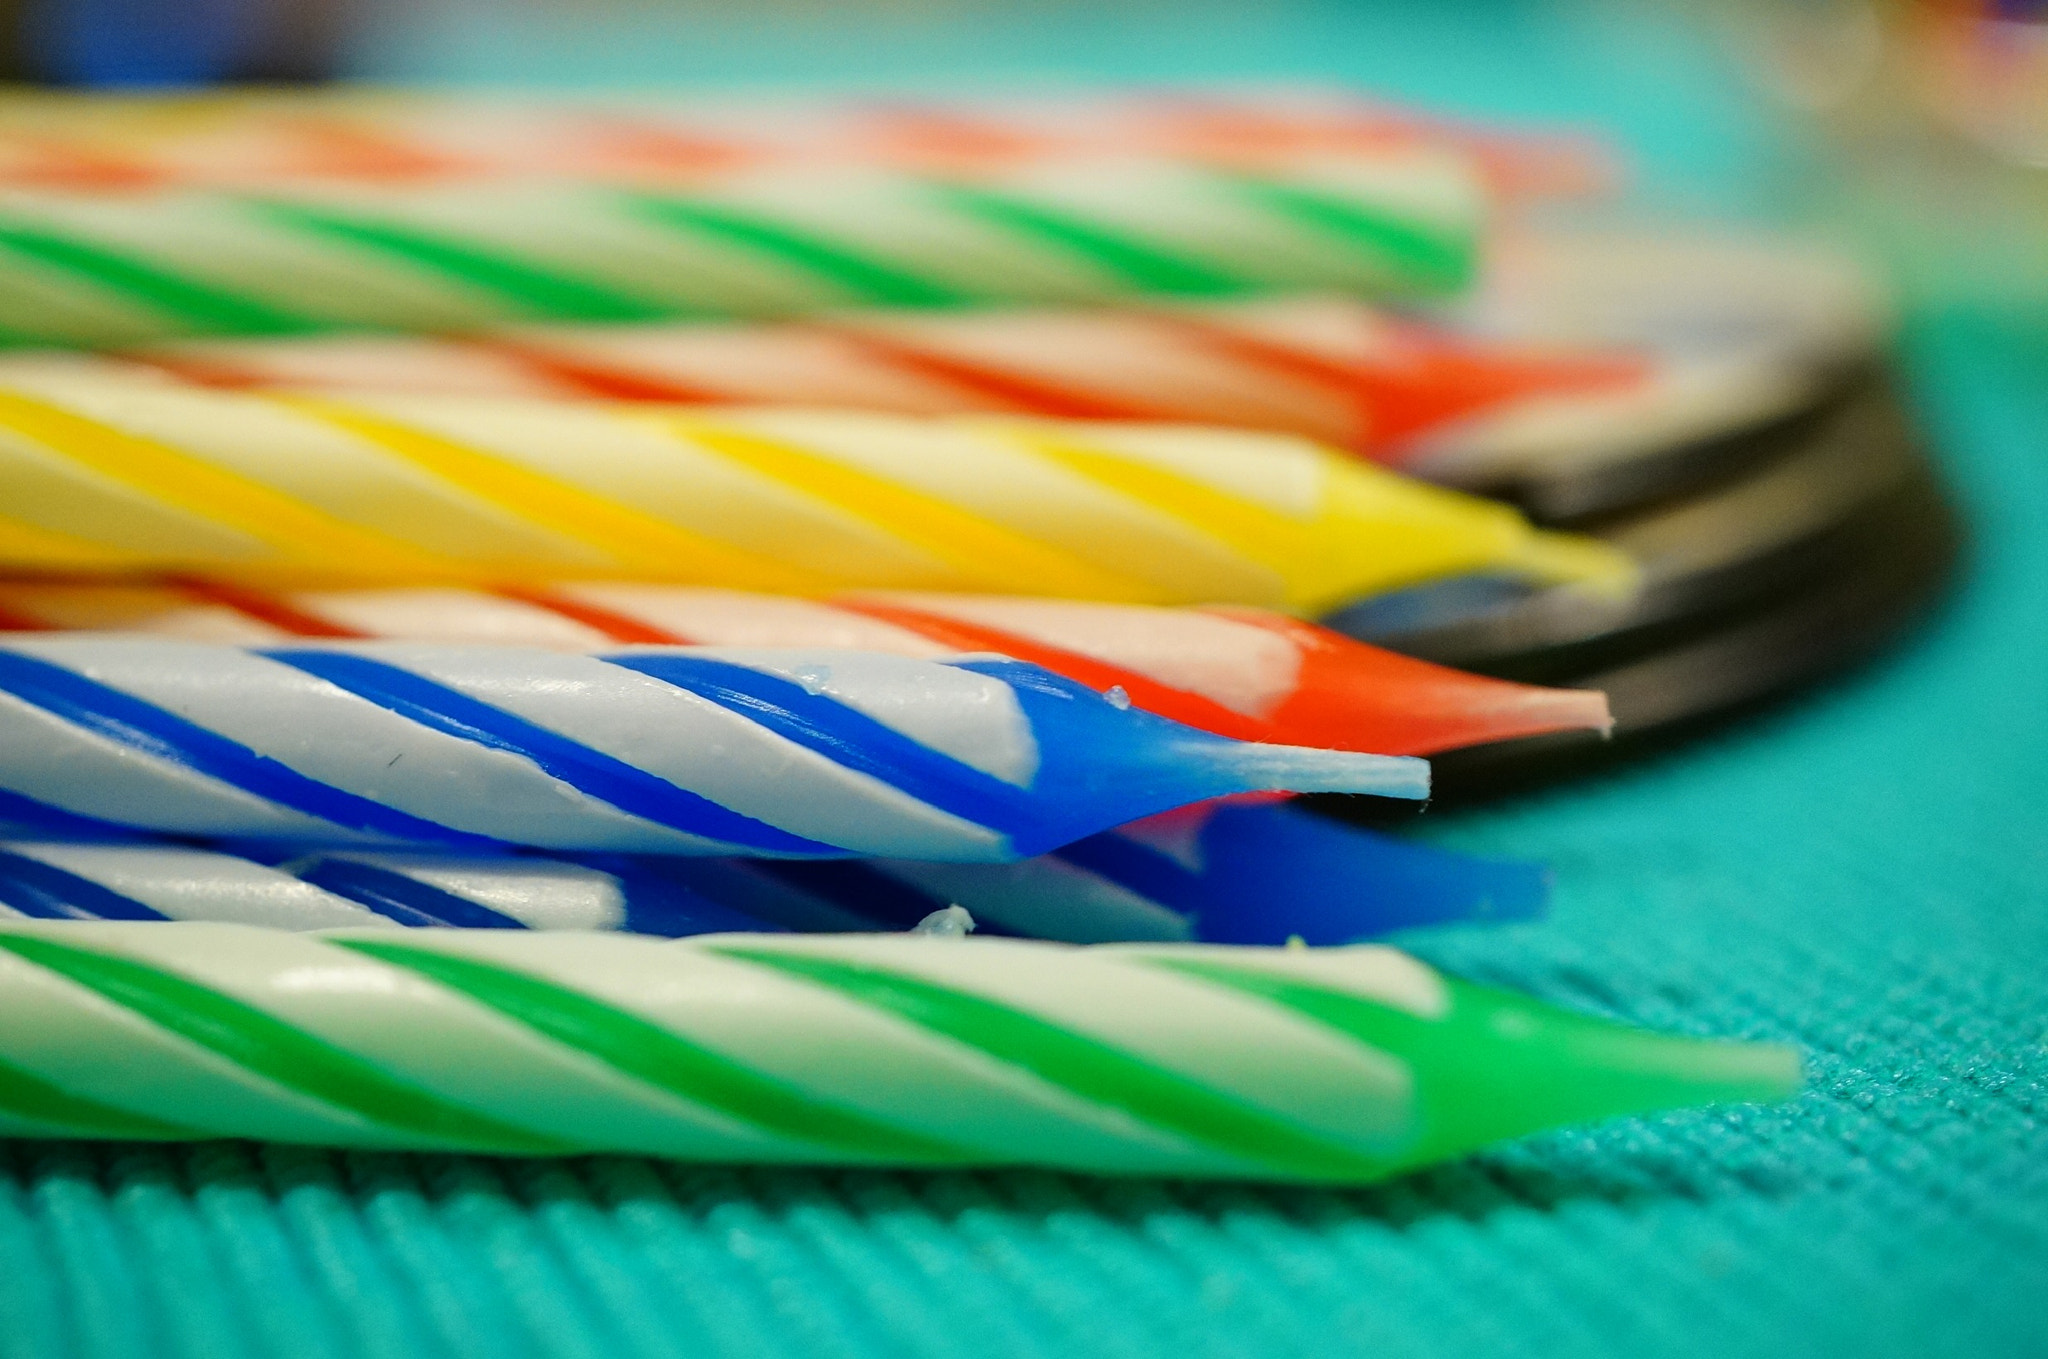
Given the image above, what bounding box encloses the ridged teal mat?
[0,312,2041,1358]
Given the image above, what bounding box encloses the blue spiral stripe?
[1050,832,1212,918]
[286,857,529,929]
[576,856,794,937]
[0,651,495,848]
[600,655,1034,837]
[0,787,147,840]
[264,650,838,857]
[582,856,829,936]
[0,849,169,922]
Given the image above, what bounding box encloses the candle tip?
[1213,743,1431,801]
[1392,978,1802,1166]
[1506,530,1642,599]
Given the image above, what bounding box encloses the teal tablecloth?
[5,5,2046,1352]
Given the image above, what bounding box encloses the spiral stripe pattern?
[0,798,1547,943]
[0,580,1615,755]
[0,922,1798,1176]
[0,840,779,933]
[0,86,1588,195]
[0,377,1635,609]
[0,637,1426,859]
[0,153,1480,346]
[0,295,1647,468]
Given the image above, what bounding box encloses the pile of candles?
[0,86,1797,1179]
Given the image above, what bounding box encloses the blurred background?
[0,0,2042,318]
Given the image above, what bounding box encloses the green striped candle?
[0,923,1797,1178]
[0,153,1483,347]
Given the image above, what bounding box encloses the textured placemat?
[0,312,2041,1359]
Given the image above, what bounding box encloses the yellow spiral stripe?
[275,396,829,593]
[995,423,1635,613]
[0,514,145,570]
[980,424,1447,613]
[664,418,1161,601]
[0,389,455,578]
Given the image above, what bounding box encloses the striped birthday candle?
[0,922,1799,1176]
[0,636,1426,859]
[0,799,1546,945]
[0,378,1634,609]
[0,85,1595,196]
[0,294,1645,466]
[0,582,1612,756]
[0,149,1479,346]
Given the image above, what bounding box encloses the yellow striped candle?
[0,377,1633,611]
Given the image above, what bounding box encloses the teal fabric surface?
[0,315,2042,1359]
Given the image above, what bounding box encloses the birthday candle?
[0,85,1589,196]
[0,801,1545,944]
[0,581,1611,756]
[884,800,1549,944]
[0,636,1426,859]
[0,294,1645,467]
[0,837,781,934]
[0,378,1634,609]
[0,921,1799,1175]
[0,148,1480,346]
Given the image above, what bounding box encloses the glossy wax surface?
[0,638,1426,858]
[0,923,1794,1176]
[0,800,1549,944]
[0,149,1481,347]
[0,296,1646,466]
[0,583,1612,755]
[0,379,1631,609]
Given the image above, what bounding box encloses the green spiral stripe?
[923,182,1248,298]
[248,200,676,323]
[0,1054,200,1140]
[714,945,1392,1179]
[1218,175,1475,293]
[0,220,317,336]
[0,320,58,350]
[337,939,981,1164]
[0,934,563,1153]
[618,191,965,309]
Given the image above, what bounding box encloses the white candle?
[0,921,1799,1179]
[0,638,1424,860]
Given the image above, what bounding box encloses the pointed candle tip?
[1414,675,1616,750]
[1508,529,1642,600]
[1402,979,1806,1165]
[1677,1037,1804,1106]
[1524,684,1615,740]
[1212,742,1431,801]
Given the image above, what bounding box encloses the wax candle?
[0,295,1646,467]
[0,801,1544,944]
[0,921,1798,1176]
[0,86,1592,196]
[0,636,1426,859]
[0,378,1635,609]
[878,800,1549,943]
[0,581,1611,756]
[0,146,1480,347]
